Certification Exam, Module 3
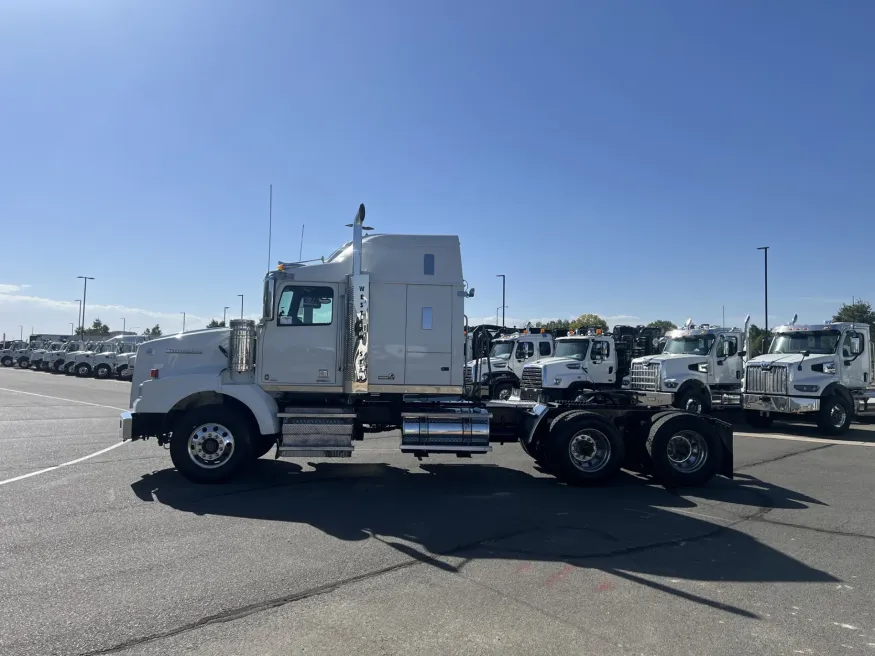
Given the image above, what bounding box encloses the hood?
[525,356,581,369]
[633,353,702,366]
[747,352,836,368]
[131,329,231,404]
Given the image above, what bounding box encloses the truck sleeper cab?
[744,319,875,435]
[119,204,734,490]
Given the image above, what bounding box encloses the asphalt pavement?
[1,367,874,656]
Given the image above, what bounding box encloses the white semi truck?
[628,318,751,414]
[120,204,735,488]
[31,341,63,370]
[465,328,554,400]
[88,336,144,379]
[744,317,875,435]
[63,341,98,375]
[0,341,26,367]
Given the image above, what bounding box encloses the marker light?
[150,368,159,378]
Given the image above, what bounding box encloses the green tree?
[747,324,772,357]
[647,320,677,332]
[833,300,875,333]
[89,318,111,336]
[143,324,163,338]
[206,319,226,328]
[570,313,609,331]
[534,319,572,334]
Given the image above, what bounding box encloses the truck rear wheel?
[546,413,625,486]
[170,407,253,483]
[745,411,774,430]
[816,395,852,436]
[646,413,720,487]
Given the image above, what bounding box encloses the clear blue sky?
[1,0,873,339]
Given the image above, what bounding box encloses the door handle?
[440,367,449,371]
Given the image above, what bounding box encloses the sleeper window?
[424,254,435,275]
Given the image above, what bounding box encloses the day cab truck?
[465,327,554,400]
[628,318,751,414]
[0,341,27,367]
[120,204,735,489]
[518,325,665,403]
[744,318,875,435]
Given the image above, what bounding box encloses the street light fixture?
[77,276,94,335]
[756,247,769,333]
[120,317,126,334]
[496,274,506,328]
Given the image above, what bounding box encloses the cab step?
[277,407,354,458]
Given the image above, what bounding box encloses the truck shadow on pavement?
[130,458,838,620]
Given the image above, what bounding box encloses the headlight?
[663,378,678,389]
[697,363,708,373]
[552,377,563,385]
[823,362,837,375]
[794,384,819,393]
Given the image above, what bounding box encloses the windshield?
[553,339,589,360]
[489,342,514,359]
[664,335,715,355]
[769,330,840,355]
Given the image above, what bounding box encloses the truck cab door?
[715,334,742,385]
[588,339,614,385]
[260,283,339,387]
[512,340,535,377]
[840,331,867,389]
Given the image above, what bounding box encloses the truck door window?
[277,286,334,326]
[516,342,534,360]
[591,341,609,360]
[538,341,552,357]
[715,336,726,358]
[843,331,864,357]
[725,336,738,356]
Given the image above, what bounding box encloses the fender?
[676,379,710,404]
[821,382,853,408]
[134,375,280,435]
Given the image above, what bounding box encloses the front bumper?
[743,394,819,414]
[633,391,675,407]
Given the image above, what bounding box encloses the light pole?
[757,247,769,333]
[77,276,94,335]
[18,325,23,341]
[75,300,82,333]
[181,312,186,333]
[121,317,126,334]
[69,323,74,336]
[238,294,244,319]
[223,306,229,326]
[496,274,506,328]
[496,305,508,325]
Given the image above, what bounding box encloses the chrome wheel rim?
[666,430,708,473]
[187,423,235,469]
[830,404,847,428]
[568,429,611,472]
[685,397,703,414]
[77,365,88,375]
[498,388,512,400]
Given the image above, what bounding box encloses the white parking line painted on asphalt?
[0,387,126,412]
[736,431,875,447]
[0,387,129,487]
[0,442,128,486]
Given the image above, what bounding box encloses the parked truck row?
[1,335,144,379]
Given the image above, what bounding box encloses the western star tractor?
[120,204,734,488]
[628,318,751,414]
[743,316,875,435]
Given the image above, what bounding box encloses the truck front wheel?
[646,413,721,487]
[17,357,30,369]
[492,382,513,401]
[1,356,12,367]
[94,364,112,379]
[546,413,625,486]
[75,363,91,377]
[816,395,852,436]
[675,389,708,414]
[169,407,253,483]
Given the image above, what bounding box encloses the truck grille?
[630,362,659,391]
[745,364,789,395]
[520,366,543,390]
[463,366,473,385]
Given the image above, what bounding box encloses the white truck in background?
[0,341,27,367]
[32,341,64,370]
[120,352,137,380]
[119,203,735,489]
[744,317,875,435]
[47,341,86,373]
[64,341,98,375]
[90,337,144,379]
[465,328,554,399]
[628,318,751,414]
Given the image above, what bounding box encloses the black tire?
[492,382,514,401]
[169,406,254,483]
[254,435,277,459]
[646,413,721,487]
[745,410,774,430]
[94,363,112,379]
[116,365,127,379]
[545,412,625,486]
[1,356,12,367]
[675,388,708,414]
[64,362,76,375]
[17,357,30,369]
[75,363,92,377]
[52,360,64,373]
[816,395,852,436]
